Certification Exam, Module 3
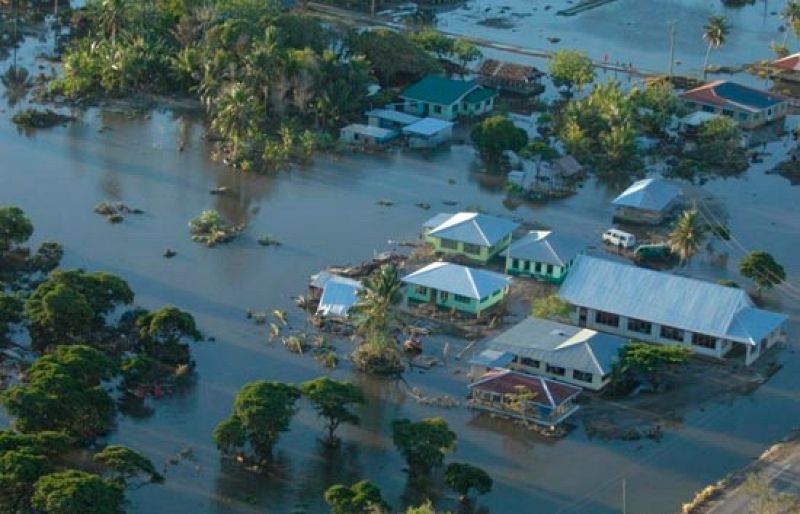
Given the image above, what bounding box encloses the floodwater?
[2,7,800,514]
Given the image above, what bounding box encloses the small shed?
[365,108,421,130]
[611,178,682,225]
[468,369,581,426]
[316,276,363,319]
[340,124,398,146]
[402,117,454,148]
[477,58,544,95]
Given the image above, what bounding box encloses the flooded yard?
[1,5,800,514]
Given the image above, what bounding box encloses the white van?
[602,229,636,249]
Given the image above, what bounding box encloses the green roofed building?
[400,75,497,121]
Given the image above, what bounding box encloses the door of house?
[578,307,587,327]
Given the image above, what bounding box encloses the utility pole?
[669,20,677,78]
[622,478,627,514]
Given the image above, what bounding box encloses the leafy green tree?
[520,140,558,162]
[213,381,301,466]
[1,345,116,442]
[94,445,163,484]
[391,417,456,476]
[531,294,571,322]
[0,431,69,514]
[300,377,365,445]
[702,15,729,79]
[348,29,440,86]
[738,251,786,295]
[211,83,262,162]
[635,81,679,133]
[32,470,125,514]
[613,342,691,387]
[0,292,23,342]
[96,0,130,43]
[668,209,708,266]
[25,270,133,348]
[470,115,528,166]
[351,264,402,334]
[443,462,493,503]
[324,480,388,514]
[409,29,453,60]
[403,501,443,514]
[781,0,800,44]
[136,306,202,366]
[451,38,482,73]
[548,49,594,93]
[0,206,33,254]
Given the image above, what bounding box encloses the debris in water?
[273,309,289,325]
[377,199,394,207]
[163,248,177,258]
[209,186,232,195]
[415,202,431,210]
[257,234,282,247]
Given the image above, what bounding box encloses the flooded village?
[1,0,800,513]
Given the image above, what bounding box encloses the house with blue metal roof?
[680,80,788,129]
[612,178,683,225]
[502,230,586,283]
[314,274,363,319]
[558,255,788,365]
[422,212,519,264]
[399,75,497,121]
[402,262,511,317]
[470,317,627,390]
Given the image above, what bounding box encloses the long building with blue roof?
[558,255,787,365]
[680,80,788,129]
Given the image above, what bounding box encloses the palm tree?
[210,83,260,161]
[668,209,708,266]
[782,0,800,45]
[2,65,31,107]
[98,0,128,44]
[702,15,730,79]
[350,264,402,334]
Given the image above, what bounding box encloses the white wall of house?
[568,306,785,365]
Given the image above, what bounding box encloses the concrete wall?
[406,285,508,316]
[505,256,571,283]
[424,232,513,264]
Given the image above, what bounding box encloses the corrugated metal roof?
[365,108,421,126]
[402,117,454,137]
[423,212,454,229]
[469,369,582,408]
[402,262,510,299]
[400,75,478,106]
[469,349,514,368]
[726,307,787,344]
[427,212,519,246]
[680,80,786,112]
[317,276,362,318]
[309,270,334,289]
[341,124,398,140]
[485,317,625,375]
[558,255,785,344]
[501,230,585,266]
[612,178,681,212]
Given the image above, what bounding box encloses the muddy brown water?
[2,11,800,514]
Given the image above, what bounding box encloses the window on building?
[440,239,458,250]
[722,109,734,117]
[520,357,540,368]
[627,318,652,334]
[439,291,449,301]
[433,105,442,114]
[534,262,542,273]
[573,370,593,383]
[686,101,696,108]
[701,105,715,113]
[463,243,482,255]
[595,310,620,327]
[512,258,521,269]
[415,286,428,295]
[546,364,566,376]
[692,333,716,349]
[660,325,685,342]
[739,112,748,121]
[454,294,472,304]
[546,264,554,275]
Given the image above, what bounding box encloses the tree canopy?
[548,49,594,92]
[614,342,691,387]
[213,380,301,466]
[93,445,163,484]
[0,206,33,254]
[444,462,493,502]
[324,480,388,514]
[135,306,202,366]
[470,115,528,166]
[300,377,365,445]
[25,270,133,348]
[668,209,708,266]
[1,345,117,442]
[738,251,786,294]
[32,470,125,514]
[0,430,69,514]
[391,417,456,476]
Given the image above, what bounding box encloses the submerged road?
[306,2,660,78]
